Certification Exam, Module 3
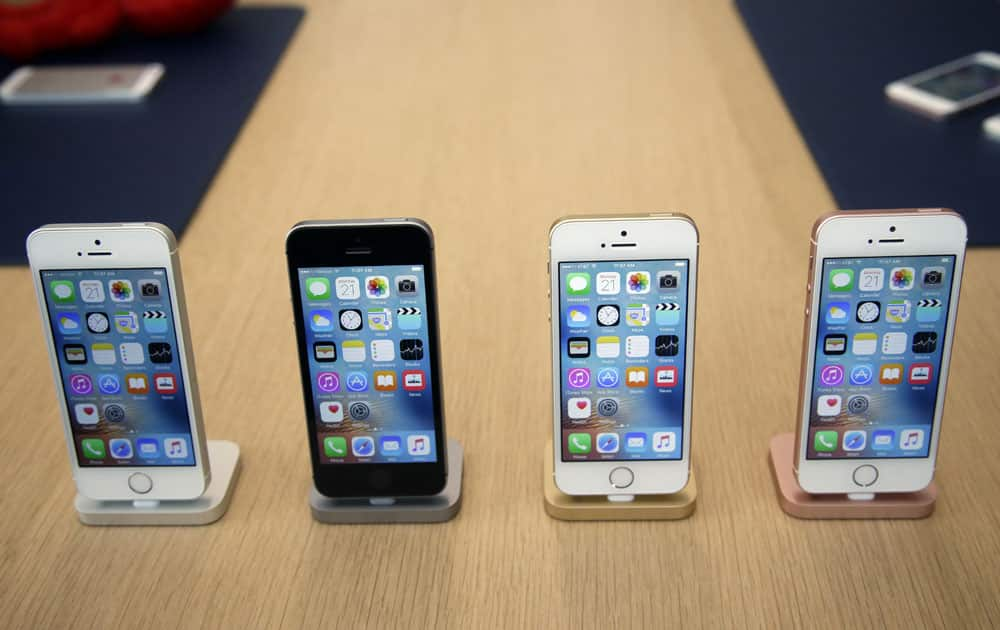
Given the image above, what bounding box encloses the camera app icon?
[139,279,161,299]
[657,271,680,290]
[920,267,945,289]
[396,275,419,295]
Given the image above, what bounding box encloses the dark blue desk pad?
[734,0,1000,246]
[0,6,304,264]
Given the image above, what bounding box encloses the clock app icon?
[339,309,363,331]
[86,312,110,334]
[596,304,620,327]
[855,301,880,324]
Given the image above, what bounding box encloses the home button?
[852,465,878,487]
[609,467,634,489]
[128,473,153,494]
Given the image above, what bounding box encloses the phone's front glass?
[808,255,956,460]
[296,265,438,464]
[913,61,1000,102]
[40,268,195,467]
[558,259,689,462]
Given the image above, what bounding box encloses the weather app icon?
[565,305,590,327]
[309,309,334,332]
[825,302,850,324]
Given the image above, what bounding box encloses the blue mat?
[0,6,304,264]
[735,0,1000,246]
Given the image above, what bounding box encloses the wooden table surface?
[3,2,999,628]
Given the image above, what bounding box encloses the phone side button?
[609,467,634,489]
[128,472,153,494]
[852,465,878,487]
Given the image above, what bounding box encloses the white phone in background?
[0,64,164,105]
[885,52,1000,119]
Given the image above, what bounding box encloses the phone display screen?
[807,256,956,459]
[40,269,195,467]
[558,260,689,462]
[913,61,1000,102]
[296,265,438,464]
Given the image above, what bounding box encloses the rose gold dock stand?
[768,432,937,519]
[542,441,697,521]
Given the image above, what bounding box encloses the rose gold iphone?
[794,209,966,494]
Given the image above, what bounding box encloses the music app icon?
[408,434,431,456]
[899,429,925,451]
[652,431,677,453]
[316,371,340,392]
[163,437,188,459]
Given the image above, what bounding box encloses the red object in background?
[0,0,122,60]
[120,0,233,36]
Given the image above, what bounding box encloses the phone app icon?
[624,432,646,452]
[814,431,837,452]
[879,363,903,385]
[855,301,880,324]
[98,374,121,394]
[655,302,681,326]
[319,401,343,423]
[310,309,335,332]
[597,398,619,416]
[143,309,168,333]
[595,304,620,327]
[567,337,590,358]
[64,344,86,364]
[567,398,591,419]
[920,267,945,289]
[566,368,591,389]
[316,371,340,392]
[352,436,375,457]
[109,438,133,459]
[595,336,620,358]
[74,403,99,425]
[119,342,144,365]
[819,364,844,386]
[114,310,140,334]
[91,342,116,365]
[81,438,105,459]
[370,339,395,362]
[367,308,392,331]
[912,332,937,354]
[852,332,877,355]
[881,332,907,354]
[595,272,621,295]
[626,271,651,294]
[397,307,422,330]
[900,428,925,451]
[324,436,347,458]
[374,370,397,391]
[846,394,869,414]
[153,373,177,394]
[596,367,619,388]
[566,305,590,327]
[402,370,426,391]
[567,433,591,454]
[823,334,846,355]
[625,366,648,387]
[314,342,337,362]
[828,269,854,292]
[889,267,915,290]
[858,268,884,292]
[842,430,866,452]
[396,275,419,295]
[850,364,874,386]
[70,373,93,395]
[625,335,649,358]
[342,340,366,363]
[305,277,331,300]
[138,279,161,300]
[365,276,390,299]
[916,299,942,323]
[136,438,159,458]
[652,432,676,453]
[399,338,424,360]
[408,434,432,456]
[654,366,678,387]
[50,280,75,303]
[345,371,368,392]
[380,435,402,455]
[86,312,109,334]
[655,335,680,357]
[825,302,849,324]
[625,304,650,326]
[657,271,680,291]
[335,277,360,300]
[57,312,82,335]
[871,429,895,450]
[596,432,620,454]
[79,280,104,303]
[817,394,842,416]
[163,437,187,458]
[566,272,591,295]
[908,363,933,384]
[108,279,134,302]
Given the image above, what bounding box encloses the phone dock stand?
[310,438,463,524]
[768,432,936,519]
[75,440,241,526]
[542,441,696,521]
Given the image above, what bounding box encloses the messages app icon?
[305,277,331,300]
[828,269,854,292]
[566,273,590,296]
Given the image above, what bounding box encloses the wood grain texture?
[2,1,999,628]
